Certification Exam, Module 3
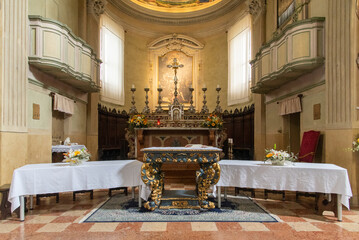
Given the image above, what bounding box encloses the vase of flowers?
[264,145,297,166]
[129,114,149,129]
[63,148,91,166]
[350,137,359,152]
[203,114,223,129]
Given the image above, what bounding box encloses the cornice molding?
[108,0,244,25]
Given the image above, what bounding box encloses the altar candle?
[203,84,206,88]
[158,84,161,88]
[132,84,135,88]
[217,84,220,88]
[190,84,193,88]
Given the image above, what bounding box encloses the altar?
[125,58,226,185]
[140,146,222,210]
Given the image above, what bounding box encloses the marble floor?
[0,184,358,240]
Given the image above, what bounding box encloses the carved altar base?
[141,147,221,211]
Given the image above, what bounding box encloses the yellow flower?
[74,150,81,156]
[266,153,273,158]
[356,138,359,144]
[211,123,215,126]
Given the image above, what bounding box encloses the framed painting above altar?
[158,51,193,104]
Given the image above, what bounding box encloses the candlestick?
[200,87,209,114]
[129,86,138,114]
[215,86,222,114]
[188,86,195,113]
[142,87,150,114]
[155,85,163,113]
[228,138,233,160]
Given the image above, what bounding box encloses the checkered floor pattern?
[0,184,358,240]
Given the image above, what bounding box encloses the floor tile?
[60,209,88,216]
[343,215,359,223]
[287,222,322,231]
[36,223,71,232]
[140,222,167,231]
[239,222,270,231]
[335,222,359,232]
[191,222,218,231]
[26,215,58,224]
[0,223,20,233]
[88,223,119,232]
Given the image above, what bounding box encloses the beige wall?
[27,86,52,164]
[121,31,151,112]
[29,0,79,35]
[201,32,228,112]
[65,101,87,145]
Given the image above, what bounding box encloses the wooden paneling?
[98,104,129,160]
[223,104,254,159]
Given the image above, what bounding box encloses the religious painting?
[277,0,295,27]
[158,51,193,104]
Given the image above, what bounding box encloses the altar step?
[160,190,200,209]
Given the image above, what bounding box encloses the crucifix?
[167,58,184,106]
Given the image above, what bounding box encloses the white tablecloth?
[9,160,143,212]
[51,145,87,153]
[215,160,353,209]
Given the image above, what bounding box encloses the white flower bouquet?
[63,148,91,166]
[264,145,297,166]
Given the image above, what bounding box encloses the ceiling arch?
[130,0,223,13]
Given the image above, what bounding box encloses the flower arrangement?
[264,144,297,166]
[350,137,359,152]
[128,114,149,129]
[63,148,91,166]
[203,114,223,129]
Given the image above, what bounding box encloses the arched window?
[228,15,251,105]
[100,15,125,105]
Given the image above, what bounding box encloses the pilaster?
[0,0,28,184]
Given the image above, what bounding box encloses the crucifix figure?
[167,58,184,106]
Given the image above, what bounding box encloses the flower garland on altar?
[203,113,223,129]
[129,114,149,129]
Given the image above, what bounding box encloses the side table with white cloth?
[51,145,87,153]
[9,160,144,221]
[214,160,353,221]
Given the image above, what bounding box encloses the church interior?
[0,0,359,239]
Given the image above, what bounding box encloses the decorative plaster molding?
[246,0,265,22]
[109,0,243,25]
[87,0,107,17]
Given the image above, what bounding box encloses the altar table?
[215,160,353,221]
[141,146,222,210]
[9,160,143,221]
